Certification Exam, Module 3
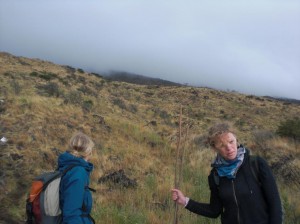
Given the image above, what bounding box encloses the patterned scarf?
[211,146,246,179]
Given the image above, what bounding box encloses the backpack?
[212,155,261,187]
[26,165,76,224]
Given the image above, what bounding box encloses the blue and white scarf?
[211,146,246,179]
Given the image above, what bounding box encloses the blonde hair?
[69,132,94,158]
[206,123,236,147]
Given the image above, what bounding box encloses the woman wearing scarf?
[171,123,283,224]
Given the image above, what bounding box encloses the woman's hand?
[171,189,187,206]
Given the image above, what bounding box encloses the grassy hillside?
[0,52,299,224]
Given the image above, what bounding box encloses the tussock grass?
[1,52,300,223]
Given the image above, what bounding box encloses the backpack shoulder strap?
[249,155,261,186]
[212,168,220,187]
[42,164,77,191]
[61,164,77,176]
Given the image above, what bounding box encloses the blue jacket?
[58,152,94,224]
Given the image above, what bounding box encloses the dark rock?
[98,169,137,188]
[10,153,23,161]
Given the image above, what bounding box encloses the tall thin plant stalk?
[173,106,190,224]
[174,105,182,189]
[173,106,182,224]
[178,123,190,185]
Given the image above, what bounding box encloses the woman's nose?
[224,143,231,150]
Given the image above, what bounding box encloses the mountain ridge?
[104,71,182,87]
[2,51,299,103]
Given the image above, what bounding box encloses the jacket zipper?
[232,180,240,224]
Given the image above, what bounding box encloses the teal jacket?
[58,152,94,224]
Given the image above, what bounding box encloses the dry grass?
[0,52,300,223]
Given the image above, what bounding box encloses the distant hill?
[105,72,300,104]
[104,71,182,86]
[264,96,300,105]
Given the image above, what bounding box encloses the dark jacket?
[185,150,283,224]
[58,152,94,224]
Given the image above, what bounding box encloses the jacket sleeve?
[258,157,283,224]
[185,174,222,218]
[62,167,87,224]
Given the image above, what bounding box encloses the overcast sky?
[1,0,299,99]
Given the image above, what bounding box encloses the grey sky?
[1,0,299,99]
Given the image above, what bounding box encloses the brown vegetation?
[0,52,299,223]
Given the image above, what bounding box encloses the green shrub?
[145,174,157,190]
[90,72,103,78]
[36,82,61,97]
[94,81,105,90]
[30,71,39,77]
[10,80,21,95]
[78,85,97,96]
[30,72,58,80]
[113,98,127,110]
[128,104,138,113]
[63,65,76,74]
[276,117,300,140]
[58,77,70,86]
[252,130,274,147]
[38,72,58,81]
[77,76,86,84]
[194,111,206,120]
[159,110,168,119]
[235,118,246,127]
[77,68,84,73]
[82,100,94,112]
[64,90,83,105]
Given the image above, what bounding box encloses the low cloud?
[0,0,299,99]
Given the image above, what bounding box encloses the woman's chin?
[226,154,236,160]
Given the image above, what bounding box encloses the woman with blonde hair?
[58,132,95,224]
[172,123,282,224]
